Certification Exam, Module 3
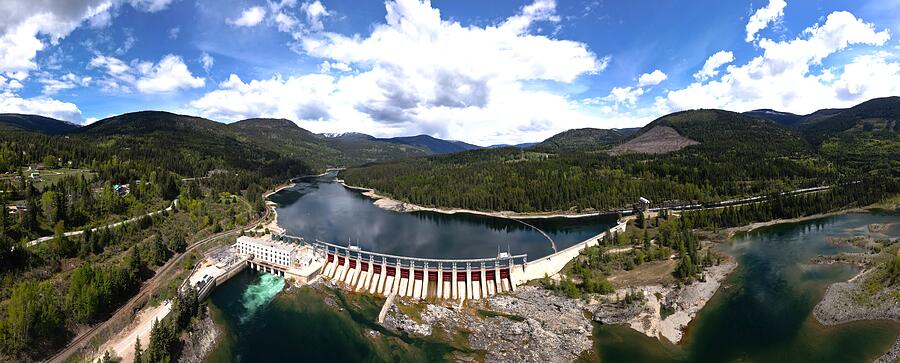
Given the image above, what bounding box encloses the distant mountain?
[612,109,806,156]
[0,113,80,134]
[376,135,482,154]
[795,97,899,173]
[487,142,538,149]
[319,132,376,141]
[797,96,900,141]
[743,109,803,126]
[532,128,634,153]
[231,118,427,167]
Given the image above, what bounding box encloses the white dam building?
[236,236,296,267]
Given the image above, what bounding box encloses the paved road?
[27,199,179,247]
[43,196,274,363]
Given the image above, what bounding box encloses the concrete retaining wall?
[516,220,627,282]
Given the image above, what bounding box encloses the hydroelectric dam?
[223,218,627,301]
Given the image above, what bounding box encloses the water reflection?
[272,175,616,259]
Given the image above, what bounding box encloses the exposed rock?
[178,307,219,363]
[815,268,900,363]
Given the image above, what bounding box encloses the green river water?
[207,207,900,362]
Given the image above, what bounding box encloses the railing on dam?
[277,233,528,270]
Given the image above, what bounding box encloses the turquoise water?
[207,271,465,362]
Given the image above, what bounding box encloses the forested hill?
[376,134,482,154]
[72,111,312,180]
[531,128,633,153]
[341,97,899,214]
[0,113,79,134]
[229,118,429,168]
[642,109,810,156]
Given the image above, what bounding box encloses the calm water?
[595,211,900,362]
[212,185,900,362]
[270,174,617,260]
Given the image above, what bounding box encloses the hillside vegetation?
[342,98,899,213]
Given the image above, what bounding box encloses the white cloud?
[229,6,266,27]
[0,91,82,121]
[193,0,613,144]
[135,55,205,93]
[745,0,787,42]
[0,0,114,77]
[694,50,734,81]
[301,1,330,31]
[169,26,180,39]
[274,12,298,32]
[89,54,204,93]
[89,55,131,75]
[39,73,90,95]
[127,0,174,12]
[200,52,215,72]
[637,69,667,86]
[604,86,644,106]
[319,60,351,73]
[666,11,896,114]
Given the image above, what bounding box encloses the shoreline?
[340,182,612,220]
[601,261,738,344]
[814,267,900,363]
[724,207,872,238]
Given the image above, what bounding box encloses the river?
[209,178,900,362]
[594,211,900,362]
[268,174,618,260]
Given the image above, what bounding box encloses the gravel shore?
[814,268,900,362]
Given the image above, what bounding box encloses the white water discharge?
[239,273,285,324]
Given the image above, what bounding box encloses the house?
[7,201,27,215]
[638,197,651,211]
[113,184,130,197]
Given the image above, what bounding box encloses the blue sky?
[1,0,898,144]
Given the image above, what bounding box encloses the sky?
[0,0,898,145]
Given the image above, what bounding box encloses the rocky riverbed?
[381,262,737,361]
[383,286,595,362]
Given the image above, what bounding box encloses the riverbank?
[814,267,900,363]
[812,217,900,363]
[342,182,612,219]
[379,261,736,361]
[612,262,738,343]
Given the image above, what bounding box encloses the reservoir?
[268,174,618,260]
[210,181,900,362]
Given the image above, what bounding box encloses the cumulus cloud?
[745,0,786,42]
[0,91,82,121]
[694,50,734,81]
[637,69,667,86]
[604,86,644,106]
[665,11,896,114]
[192,0,611,144]
[229,6,266,27]
[89,54,204,93]
[300,1,330,30]
[135,55,205,93]
[0,0,113,76]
